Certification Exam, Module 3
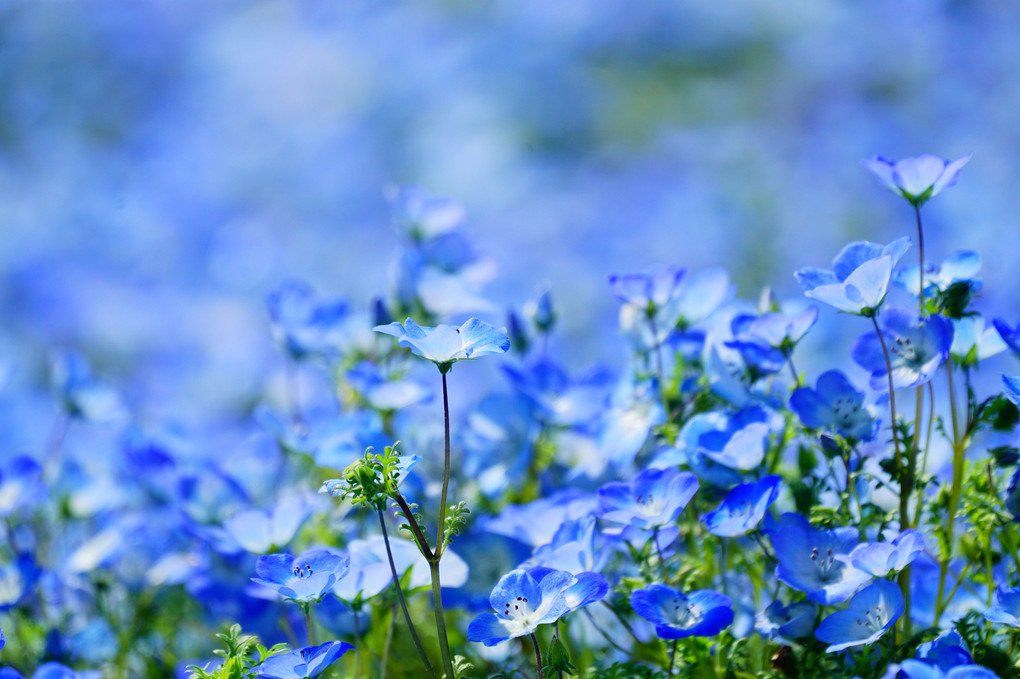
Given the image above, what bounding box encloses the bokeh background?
[2,0,1019,422]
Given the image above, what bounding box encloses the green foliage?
[185,624,287,679]
[443,501,471,546]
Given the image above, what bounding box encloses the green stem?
[914,381,936,526]
[304,602,315,646]
[429,560,456,679]
[936,365,965,626]
[378,507,436,678]
[653,528,669,581]
[668,639,678,677]
[531,633,546,679]
[436,372,451,558]
[381,602,395,679]
[915,204,926,312]
[647,313,668,411]
[870,315,904,522]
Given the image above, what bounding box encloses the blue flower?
[916,630,973,672]
[695,406,772,471]
[0,456,44,517]
[609,266,685,313]
[0,555,38,610]
[843,529,925,577]
[222,494,311,554]
[814,579,903,652]
[597,467,699,531]
[467,567,607,646]
[950,317,1005,368]
[385,184,465,240]
[725,307,818,374]
[795,237,910,316]
[993,318,1020,358]
[49,350,126,422]
[899,660,999,679]
[790,370,876,441]
[526,289,557,334]
[630,584,733,639]
[255,640,354,679]
[984,584,1020,627]
[704,475,781,537]
[374,317,509,372]
[344,361,431,411]
[251,549,350,603]
[266,280,351,361]
[760,600,817,639]
[768,513,871,604]
[894,251,982,299]
[862,154,971,207]
[852,308,953,390]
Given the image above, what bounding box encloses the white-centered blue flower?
[815,579,903,652]
[795,237,910,316]
[863,154,971,207]
[374,317,509,372]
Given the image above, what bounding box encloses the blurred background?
[1,0,1018,423]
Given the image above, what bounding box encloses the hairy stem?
[378,507,436,678]
[429,560,456,679]
[531,633,546,679]
[437,372,451,558]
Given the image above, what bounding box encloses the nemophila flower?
[597,467,699,531]
[331,536,468,601]
[631,584,734,639]
[863,154,971,207]
[0,456,44,516]
[790,370,876,441]
[899,660,999,679]
[344,361,430,411]
[768,513,870,604]
[502,358,611,427]
[704,475,781,537]
[696,406,771,471]
[610,266,685,314]
[467,567,607,646]
[795,237,910,316]
[49,350,126,422]
[374,317,509,372]
[222,493,311,554]
[894,251,982,299]
[0,555,38,610]
[916,630,973,672]
[983,584,1020,627]
[759,600,818,639]
[594,379,664,471]
[524,514,609,576]
[482,489,597,548]
[251,549,350,603]
[815,579,903,652]
[992,318,1020,358]
[852,308,953,390]
[255,640,354,679]
[266,280,351,361]
[385,184,465,240]
[525,289,557,334]
[950,317,1006,368]
[843,529,925,577]
[1,664,102,679]
[725,307,818,374]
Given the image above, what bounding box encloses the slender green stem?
[870,316,904,522]
[378,507,436,678]
[531,633,546,679]
[668,639,678,677]
[429,560,456,679]
[647,314,668,411]
[303,603,315,646]
[581,608,630,655]
[352,609,361,676]
[393,492,433,560]
[786,352,799,387]
[914,204,926,312]
[914,382,936,526]
[936,365,965,626]
[653,528,669,581]
[437,372,452,558]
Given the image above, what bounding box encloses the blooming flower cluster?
[3,152,1020,679]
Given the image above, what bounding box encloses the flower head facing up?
[852,307,953,391]
[843,529,925,577]
[597,467,699,531]
[795,237,910,316]
[251,549,350,603]
[768,513,871,604]
[815,579,903,652]
[467,567,607,646]
[704,475,782,537]
[630,584,734,639]
[374,317,509,373]
[790,370,876,441]
[255,640,354,679]
[984,584,1020,627]
[863,154,971,207]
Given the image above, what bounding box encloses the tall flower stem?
[302,602,315,646]
[668,639,678,676]
[914,204,926,311]
[429,560,456,679]
[647,314,668,411]
[429,369,456,679]
[935,364,966,625]
[870,316,904,520]
[436,372,452,557]
[378,507,436,678]
[531,633,546,679]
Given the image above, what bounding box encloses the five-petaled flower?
[255,640,354,679]
[814,579,903,652]
[630,584,734,639]
[374,317,510,373]
[862,154,971,207]
[251,549,350,603]
[795,238,910,316]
